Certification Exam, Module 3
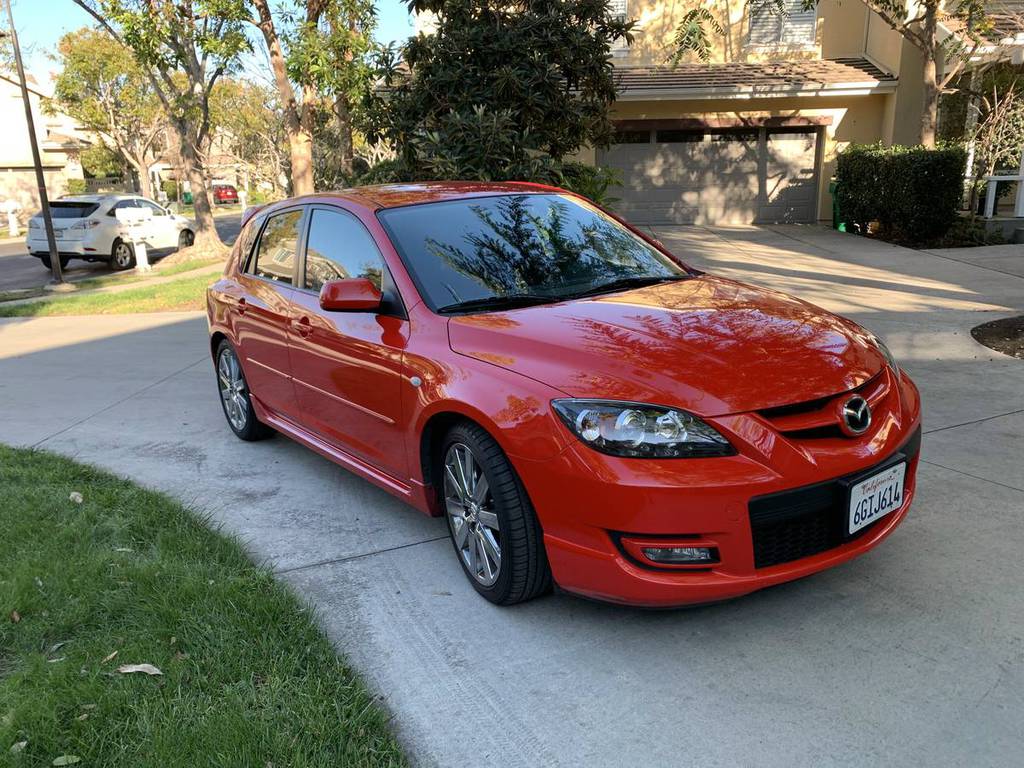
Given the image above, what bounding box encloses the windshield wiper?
[437,294,559,314]
[562,274,690,300]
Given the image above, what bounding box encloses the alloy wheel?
[112,242,133,268]
[217,346,249,431]
[444,442,501,586]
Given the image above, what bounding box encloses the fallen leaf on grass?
[114,547,133,553]
[9,611,19,624]
[9,741,27,754]
[80,704,96,711]
[48,641,68,654]
[101,651,118,664]
[69,492,83,504]
[47,657,66,664]
[117,663,162,676]
[76,713,88,721]
[52,756,81,766]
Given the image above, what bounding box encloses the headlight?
[869,333,899,374]
[552,399,734,458]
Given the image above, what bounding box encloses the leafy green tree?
[247,0,376,193]
[209,77,289,196]
[81,143,127,178]
[52,28,164,199]
[670,0,995,147]
[366,0,633,183]
[73,0,250,248]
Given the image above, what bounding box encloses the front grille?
[748,426,921,569]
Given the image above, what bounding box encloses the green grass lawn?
[0,272,215,317]
[0,445,405,767]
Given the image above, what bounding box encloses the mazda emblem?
[840,395,871,436]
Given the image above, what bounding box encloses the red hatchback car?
[207,182,921,607]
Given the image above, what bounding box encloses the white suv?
[26,195,196,271]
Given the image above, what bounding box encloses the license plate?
[848,461,906,535]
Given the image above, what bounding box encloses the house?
[573,0,1023,225]
[0,73,91,224]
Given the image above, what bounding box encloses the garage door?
[598,126,820,225]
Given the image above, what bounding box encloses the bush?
[836,144,967,243]
[65,178,88,196]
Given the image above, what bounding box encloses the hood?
[447,276,884,416]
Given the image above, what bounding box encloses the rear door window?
[250,209,303,286]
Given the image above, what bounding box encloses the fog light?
[642,546,716,565]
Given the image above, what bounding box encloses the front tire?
[215,340,273,441]
[440,422,552,605]
[178,229,194,249]
[109,239,135,271]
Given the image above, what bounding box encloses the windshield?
[378,194,690,313]
[46,202,100,219]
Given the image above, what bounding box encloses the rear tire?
[39,254,70,270]
[109,239,135,271]
[440,421,552,605]
[215,339,273,441]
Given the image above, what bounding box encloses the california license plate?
[847,462,906,535]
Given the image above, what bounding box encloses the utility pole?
[3,0,64,285]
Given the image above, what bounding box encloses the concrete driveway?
[1,225,1022,767]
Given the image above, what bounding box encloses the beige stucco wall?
[620,0,909,66]
[604,93,888,219]
[0,78,85,221]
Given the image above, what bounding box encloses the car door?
[288,204,409,480]
[233,207,305,421]
[136,198,178,248]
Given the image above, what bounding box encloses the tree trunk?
[334,93,354,177]
[919,2,940,148]
[137,166,153,200]
[288,114,315,196]
[252,0,316,196]
[173,123,220,248]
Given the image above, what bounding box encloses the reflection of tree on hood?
[424,196,670,296]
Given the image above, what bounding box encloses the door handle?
[237,297,247,315]
[293,315,312,338]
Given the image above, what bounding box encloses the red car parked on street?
[213,184,239,205]
[206,183,921,607]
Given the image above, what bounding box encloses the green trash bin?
[183,191,193,205]
[828,179,846,232]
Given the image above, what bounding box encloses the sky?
[8,0,415,86]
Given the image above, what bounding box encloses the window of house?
[655,130,704,143]
[303,208,384,293]
[250,209,302,285]
[748,0,816,47]
[608,0,629,54]
[613,129,651,144]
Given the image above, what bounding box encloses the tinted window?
[303,209,384,293]
[136,199,167,216]
[106,200,138,217]
[238,216,265,272]
[379,194,687,311]
[50,202,100,218]
[251,210,302,285]
[612,129,650,144]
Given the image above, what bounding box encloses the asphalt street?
[0,214,241,292]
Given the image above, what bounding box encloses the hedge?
[835,143,967,243]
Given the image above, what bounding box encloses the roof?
[614,58,897,100]
[987,0,1024,40]
[294,181,563,211]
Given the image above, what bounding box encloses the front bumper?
[514,371,922,607]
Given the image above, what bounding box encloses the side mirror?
[319,278,382,312]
